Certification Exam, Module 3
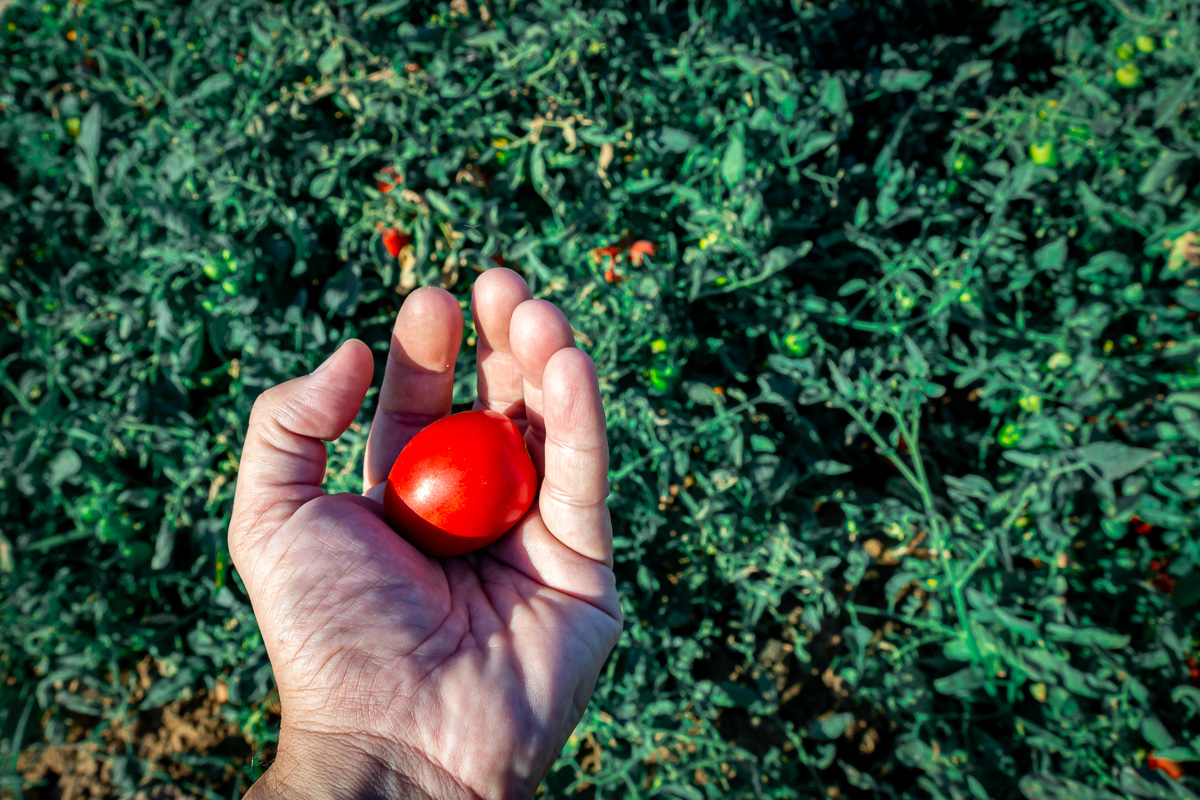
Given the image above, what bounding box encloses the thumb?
[229,340,374,562]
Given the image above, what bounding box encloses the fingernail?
[310,343,342,375]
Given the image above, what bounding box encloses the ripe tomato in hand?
[384,410,537,556]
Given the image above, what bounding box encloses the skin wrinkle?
[375,403,446,432]
[485,533,618,619]
[281,726,485,800]
[231,485,323,563]
[428,563,557,786]
[538,476,607,516]
[473,353,524,412]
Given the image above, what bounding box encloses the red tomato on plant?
[381,228,407,258]
[376,165,399,193]
[627,239,657,266]
[1148,754,1187,780]
[384,410,537,556]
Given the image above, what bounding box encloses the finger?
[471,268,532,418]
[508,299,576,470]
[230,340,374,560]
[536,348,613,566]
[363,287,463,492]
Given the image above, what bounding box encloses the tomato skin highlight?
[384,410,537,556]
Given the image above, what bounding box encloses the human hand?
[229,269,622,800]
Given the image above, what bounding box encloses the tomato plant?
[384,410,537,556]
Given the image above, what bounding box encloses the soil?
[14,659,277,800]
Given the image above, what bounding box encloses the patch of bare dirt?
[16,659,278,800]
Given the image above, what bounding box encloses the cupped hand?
[229,269,622,800]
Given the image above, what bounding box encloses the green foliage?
[2,0,1200,797]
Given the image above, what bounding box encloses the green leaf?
[880,69,932,92]
[798,131,836,160]
[309,170,338,199]
[1043,623,1130,650]
[721,134,746,188]
[1075,442,1158,483]
[686,383,722,406]
[827,361,853,398]
[1034,238,1068,271]
[820,76,847,115]
[934,667,987,698]
[993,608,1041,641]
[189,74,235,103]
[78,105,102,164]
[465,30,506,48]
[813,712,854,741]
[1140,716,1175,749]
[1172,686,1200,717]
[647,126,696,153]
[46,449,82,487]
[711,682,759,708]
[320,265,360,317]
[316,42,344,75]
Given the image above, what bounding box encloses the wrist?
[247,725,481,800]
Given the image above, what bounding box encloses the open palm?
[229,270,622,800]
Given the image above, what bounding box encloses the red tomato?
[1148,754,1187,780]
[627,239,657,266]
[382,228,407,258]
[384,410,537,556]
[376,165,399,193]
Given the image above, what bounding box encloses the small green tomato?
[120,541,154,566]
[1047,352,1072,370]
[783,332,811,357]
[80,500,103,525]
[1029,140,1059,167]
[1115,63,1142,88]
[951,153,976,174]
[1135,35,1156,53]
[1018,394,1042,412]
[997,423,1023,447]
[97,518,133,544]
[647,360,679,393]
[1115,41,1136,60]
